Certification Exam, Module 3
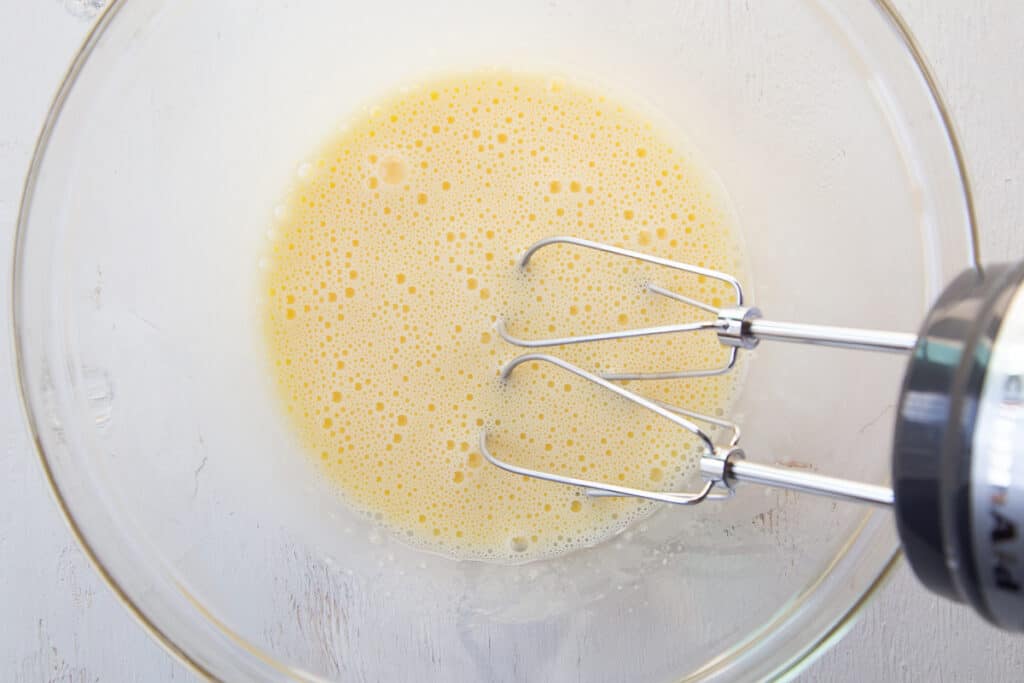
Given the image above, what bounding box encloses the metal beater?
[480,236,1024,631]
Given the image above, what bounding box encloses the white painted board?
[0,1,1020,680]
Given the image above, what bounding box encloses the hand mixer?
[479,236,1024,631]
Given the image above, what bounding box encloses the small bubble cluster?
[262,70,745,562]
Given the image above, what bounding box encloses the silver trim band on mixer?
[970,284,1024,629]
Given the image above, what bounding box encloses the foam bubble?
[262,70,745,563]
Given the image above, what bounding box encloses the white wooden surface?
[0,1,1021,680]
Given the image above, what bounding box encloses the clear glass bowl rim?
[11,0,981,680]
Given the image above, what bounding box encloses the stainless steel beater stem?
[713,305,918,354]
[702,455,895,507]
[745,319,918,354]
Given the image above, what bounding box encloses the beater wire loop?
[486,237,906,506]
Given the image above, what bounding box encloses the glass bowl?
[14,0,976,680]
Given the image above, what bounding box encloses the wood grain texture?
[0,1,1020,681]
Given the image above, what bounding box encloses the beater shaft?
[703,454,895,507]
[744,318,917,353]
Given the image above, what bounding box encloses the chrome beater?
[480,236,909,507]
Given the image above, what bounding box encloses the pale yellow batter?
[263,70,745,561]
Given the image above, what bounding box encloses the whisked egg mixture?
[262,70,745,561]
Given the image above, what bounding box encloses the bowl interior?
[16,0,974,680]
